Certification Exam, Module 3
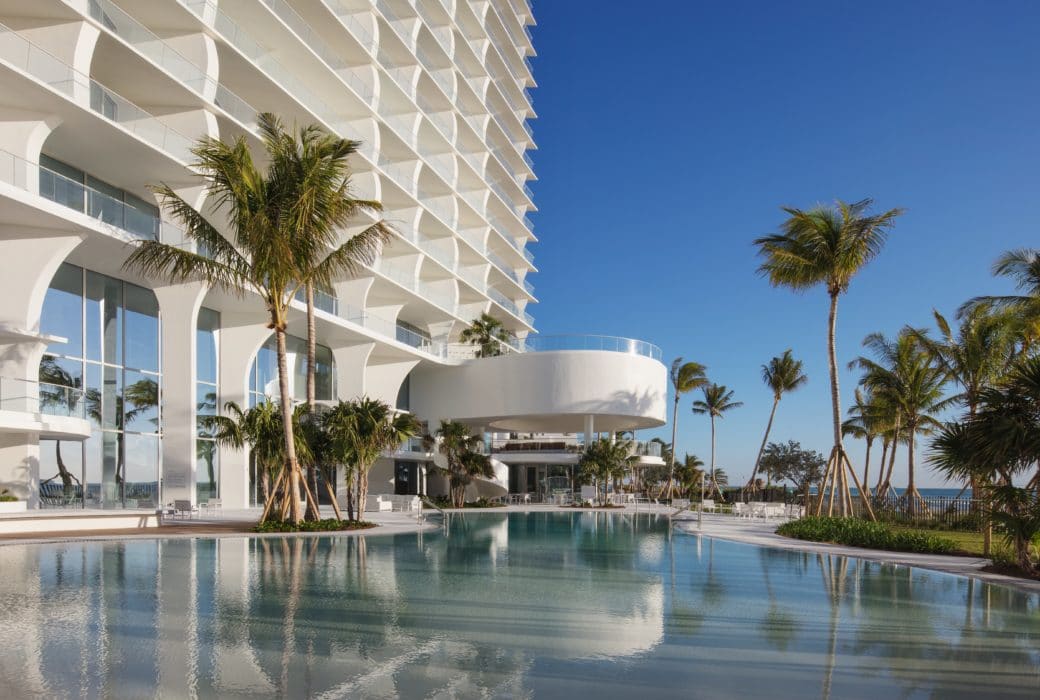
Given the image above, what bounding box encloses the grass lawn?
[889,527,986,557]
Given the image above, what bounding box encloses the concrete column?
[154,282,207,505]
[583,414,594,450]
[216,315,271,508]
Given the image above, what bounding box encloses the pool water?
[0,512,1037,698]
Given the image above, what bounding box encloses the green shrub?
[776,516,956,554]
[253,518,377,533]
[0,489,18,502]
[464,497,505,508]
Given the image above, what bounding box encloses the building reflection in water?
[0,512,1038,698]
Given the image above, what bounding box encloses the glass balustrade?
[0,22,192,161]
[0,377,87,418]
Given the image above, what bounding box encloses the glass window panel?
[314,343,334,400]
[84,362,102,429]
[93,272,123,366]
[102,430,120,508]
[196,308,219,385]
[38,438,83,507]
[123,371,159,434]
[102,365,122,430]
[122,192,159,240]
[40,263,83,357]
[85,177,124,230]
[39,156,85,213]
[196,441,218,502]
[84,272,103,362]
[123,283,159,372]
[38,355,82,388]
[38,356,83,417]
[254,341,277,400]
[196,383,217,437]
[123,433,159,506]
[84,430,102,507]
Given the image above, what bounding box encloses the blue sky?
[525,0,1040,488]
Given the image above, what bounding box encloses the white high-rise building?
[0,0,665,512]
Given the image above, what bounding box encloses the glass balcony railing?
[0,21,193,161]
[294,287,339,315]
[87,0,257,128]
[1,377,86,419]
[518,335,662,362]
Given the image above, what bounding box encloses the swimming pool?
[0,512,1036,698]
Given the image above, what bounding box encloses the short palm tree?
[676,453,705,499]
[323,397,418,520]
[692,384,742,502]
[755,198,902,517]
[746,350,807,492]
[578,438,636,505]
[460,313,512,357]
[433,420,492,507]
[841,388,883,498]
[852,331,952,511]
[664,358,708,498]
[124,113,390,525]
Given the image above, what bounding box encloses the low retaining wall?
[0,510,160,535]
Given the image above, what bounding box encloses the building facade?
[0,0,665,511]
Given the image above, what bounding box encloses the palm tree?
[433,420,491,507]
[852,331,952,512]
[962,249,1040,351]
[842,388,883,498]
[664,358,708,499]
[323,398,418,520]
[911,306,1017,553]
[930,356,1040,573]
[209,399,313,512]
[578,438,636,505]
[460,313,512,357]
[755,198,902,518]
[691,384,742,502]
[675,453,705,499]
[746,350,807,493]
[124,113,390,525]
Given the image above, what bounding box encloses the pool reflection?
[0,512,1037,698]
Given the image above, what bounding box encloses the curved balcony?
[519,335,662,362]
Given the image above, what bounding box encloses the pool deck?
[2,503,1037,593]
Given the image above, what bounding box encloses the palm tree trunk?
[826,292,843,448]
[665,394,680,499]
[709,415,716,500]
[876,440,889,495]
[861,437,873,500]
[273,326,320,525]
[304,283,322,520]
[747,397,779,491]
[882,429,899,497]
[357,465,370,520]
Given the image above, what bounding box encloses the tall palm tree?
[746,350,807,492]
[664,358,708,498]
[755,198,902,517]
[432,420,491,507]
[692,384,742,501]
[124,113,390,525]
[460,313,512,357]
[852,331,952,511]
[323,397,418,519]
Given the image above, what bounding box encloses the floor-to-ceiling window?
[196,308,219,502]
[37,262,161,508]
[247,334,334,406]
